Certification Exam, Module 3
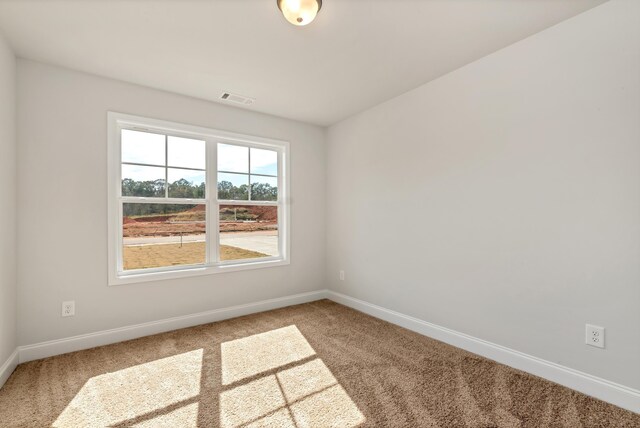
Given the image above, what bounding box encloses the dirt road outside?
[122,205,278,270]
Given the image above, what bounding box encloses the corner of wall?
[0,30,18,388]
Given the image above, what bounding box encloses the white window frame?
[107,112,290,286]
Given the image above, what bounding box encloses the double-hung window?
[108,112,289,285]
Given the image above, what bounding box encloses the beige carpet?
[0,300,638,427]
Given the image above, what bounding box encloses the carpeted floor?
[0,300,638,427]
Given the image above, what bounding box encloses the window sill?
[108,258,290,286]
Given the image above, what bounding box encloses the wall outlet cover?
[62,301,75,317]
[585,324,604,349]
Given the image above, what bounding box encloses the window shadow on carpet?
[53,349,204,427]
[219,325,365,427]
[51,325,365,427]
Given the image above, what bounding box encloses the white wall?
[16,60,326,346]
[0,33,17,368]
[326,0,639,390]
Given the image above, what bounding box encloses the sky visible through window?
[121,130,207,184]
[218,144,278,187]
[216,143,279,200]
[121,133,278,192]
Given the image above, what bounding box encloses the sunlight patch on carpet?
[132,402,199,428]
[277,358,337,402]
[290,384,365,428]
[221,325,316,385]
[220,326,364,428]
[53,349,203,427]
[220,376,287,427]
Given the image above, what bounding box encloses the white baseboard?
[19,289,328,364]
[326,290,640,414]
[0,348,19,389]
[11,288,639,413]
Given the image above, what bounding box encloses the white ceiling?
[0,0,605,126]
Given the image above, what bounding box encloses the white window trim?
[107,112,291,286]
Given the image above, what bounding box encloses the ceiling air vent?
[220,92,255,105]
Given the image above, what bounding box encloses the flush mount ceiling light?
[277,0,322,26]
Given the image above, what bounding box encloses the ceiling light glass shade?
[277,0,322,26]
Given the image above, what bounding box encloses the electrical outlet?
[339,270,345,281]
[586,324,604,349]
[62,301,75,317]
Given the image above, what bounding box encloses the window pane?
[219,205,278,261]
[168,168,206,199]
[168,136,205,169]
[121,129,165,166]
[122,203,206,270]
[218,143,248,173]
[121,164,165,197]
[250,148,278,176]
[218,172,249,200]
[250,175,278,201]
